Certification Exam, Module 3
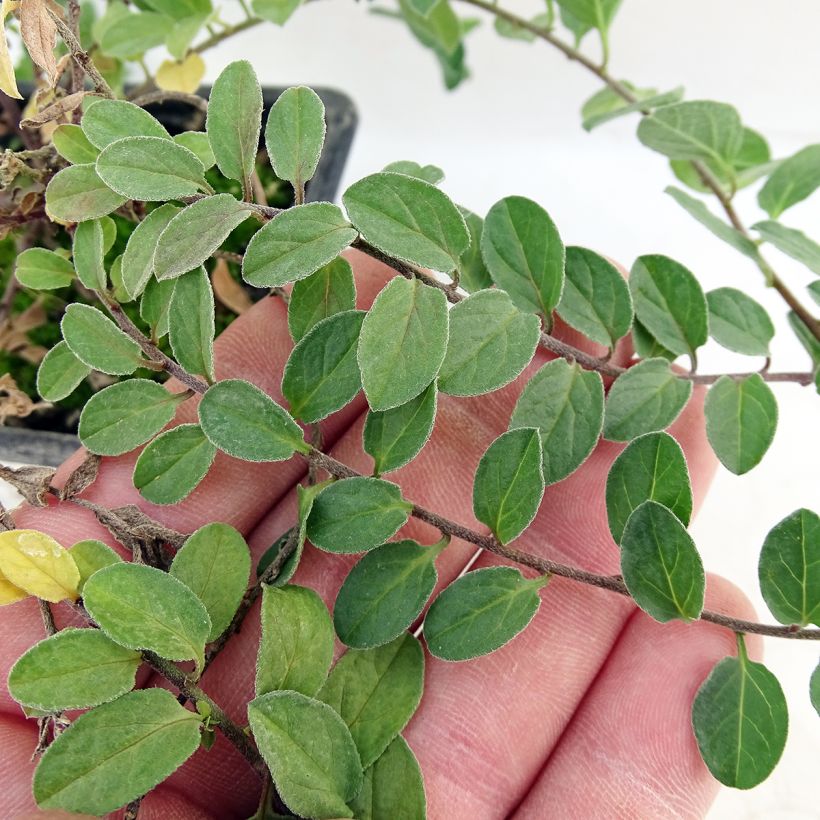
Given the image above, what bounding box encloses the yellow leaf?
[0,529,80,602]
[156,53,205,95]
[0,568,28,606]
[1,0,23,99]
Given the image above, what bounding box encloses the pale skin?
[1,251,759,819]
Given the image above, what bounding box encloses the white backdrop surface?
[2,1,819,817]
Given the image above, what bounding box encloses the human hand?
[1,251,757,819]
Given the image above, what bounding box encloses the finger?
[513,576,761,819]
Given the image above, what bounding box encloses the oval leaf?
[15,248,74,290]
[37,341,90,402]
[758,144,820,218]
[121,203,180,299]
[61,304,142,375]
[72,218,107,291]
[706,287,774,357]
[70,539,122,592]
[45,164,127,223]
[169,266,215,380]
[0,530,79,603]
[288,256,357,342]
[81,98,170,149]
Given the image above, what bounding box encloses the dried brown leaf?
[20,0,58,86]
[59,451,101,500]
[0,463,55,506]
[211,258,253,315]
[21,89,90,127]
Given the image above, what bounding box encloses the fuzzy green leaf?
[69,539,122,592]
[72,218,107,291]
[121,203,180,299]
[82,99,170,150]
[473,428,544,544]
[318,634,424,768]
[758,508,820,627]
[140,276,176,338]
[439,289,539,396]
[173,131,215,169]
[758,144,820,218]
[52,124,99,164]
[96,136,206,201]
[556,0,622,33]
[632,318,676,361]
[169,266,215,380]
[706,287,774,357]
[242,203,358,288]
[36,342,90,402]
[605,431,693,544]
[256,584,334,697]
[288,256,357,342]
[343,172,469,272]
[252,0,302,25]
[581,86,684,131]
[557,246,633,347]
[811,662,820,717]
[363,382,437,475]
[704,374,777,475]
[206,60,262,190]
[61,304,142,375]
[307,477,412,554]
[620,500,704,622]
[481,195,565,317]
[265,86,326,192]
[143,0,212,20]
[458,208,492,293]
[155,194,251,280]
[248,690,362,819]
[424,566,544,661]
[358,277,448,411]
[170,522,250,642]
[509,358,605,485]
[383,159,444,185]
[9,628,140,712]
[692,643,788,789]
[45,164,127,223]
[334,539,442,649]
[15,248,74,290]
[630,254,708,360]
[133,423,216,505]
[753,219,820,275]
[33,688,201,815]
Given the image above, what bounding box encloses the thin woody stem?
[47,8,114,99]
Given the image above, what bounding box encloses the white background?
[3,0,820,816]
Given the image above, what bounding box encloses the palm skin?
[1,251,758,819]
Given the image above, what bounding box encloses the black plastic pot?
[0,86,357,467]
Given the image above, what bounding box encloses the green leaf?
[15,248,74,290]
[198,378,307,461]
[249,691,362,819]
[252,0,302,25]
[155,194,251,279]
[556,0,622,34]
[9,628,140,712]
[334,539,443,649]
[424,566,545,661]
[363,382,437,476]
[811,661,820,717]
[282,310,365,422]
[752,220,820,276]
[143,0,212,20]
[265,86,326,193]
[358,277,448,411]
[605,431,693,544]
[288,256,357,342]
[620,500,704,622]
[82,99,170,150]
[636,100,744,175]
[307,477,412,554]
[45,164,127,223]
[140,276,176,338]
[72,218,107,292]
[481,195,565,317]
[256,584,334,697]
[78,379,186,456]
[706,287,774,357]
[557,246,633,348]
[632,318,676,361]
[704,374,777,475]
[83,563,211,668]
[473,428,544,544]
[96,136,207,201]
[206,60,262,190]
[99,10,167,58]
[318,635,424,769]
[383,159,444,185]
[121,203,180,299]
[458,208,492,293]
[343,172,469,272]
[242,203,358,288]
[630,254,708,360]
[692,639,788,789]
[509,358,605,485]
[788,310,820,367]
[69,539,122,592]
[169,266,215,381]
[52,123,99,164]
[61,304,142,375]
[133,423,216,505]
[37,341,91,402]
[33,688,201,814]
[758,508,819,627]
[439,289,539,396]
[581,86,684,131]
[665,186,758,259]
[604,358,693,442]
[173,130,215,169]
[758,144,820,218]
